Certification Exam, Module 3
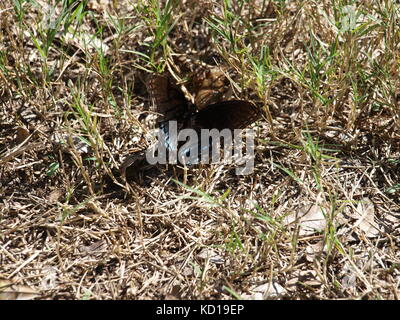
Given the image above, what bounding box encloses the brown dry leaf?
[79,239,108,257]
[52,133,90,154]
[299,270,321,287]
[305,241,325,262]
[87,0,111,11]
[40,266,58,291]
[63,31,109,54]
[352,198,380,238]
[48,189,63,203]
[285,274,300,292]
[341,263,357,290]
[0,279,40,300]
[164,284,182,300]
[197,248,225,265]
[15,126,30,144]
[181,266,193,277]
[284,204,327,236]
[242,281,287,299]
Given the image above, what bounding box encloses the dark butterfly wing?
[146,74,190,123]
[147,74,193,151]
[178,100,261,165]
[192,100,261,130]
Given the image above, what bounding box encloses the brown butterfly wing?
[192,100,261,130]
[192,67,230,110]
[147,74,189,123]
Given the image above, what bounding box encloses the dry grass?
[0,0,399,300]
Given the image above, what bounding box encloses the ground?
[0,0,399,300]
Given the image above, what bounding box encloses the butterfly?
[146,72,262,164]
[147,72,261,130]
